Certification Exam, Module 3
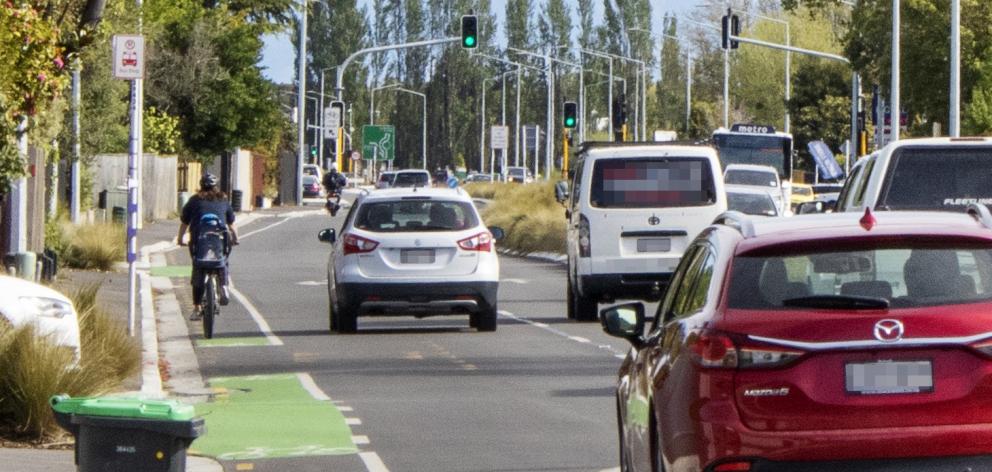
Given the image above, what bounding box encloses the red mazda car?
[602,206,992,472]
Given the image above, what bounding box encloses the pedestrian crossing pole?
[562,129,569,178]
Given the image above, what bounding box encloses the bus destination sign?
[730,124,777,134]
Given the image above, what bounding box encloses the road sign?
[323,107,340,139]
[447,176,459,188]
[808,140,844,180]
[491,126,509,150]
[351,150,361,161]
[112,35,145,80]
[362,125,395,161]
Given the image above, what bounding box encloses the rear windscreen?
[393,173,429,187]
[727,192,777,216]
[725,169,778,187]
[727,243,992,309]
[354,200,479,232]
[590,158,715,208]
[879,147,992,210]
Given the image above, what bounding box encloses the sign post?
[113,34,145,336]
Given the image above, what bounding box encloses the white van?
[558,143,727,321]
[834,137,992,213]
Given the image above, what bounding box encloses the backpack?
[193,213,229,269]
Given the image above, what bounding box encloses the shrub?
[63,223,125,271]
[471,181,567,255]
[0,284,139,439]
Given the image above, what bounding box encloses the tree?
[788,59,850,175]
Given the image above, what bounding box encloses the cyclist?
[322,165,347,215]
[177,174,237,320]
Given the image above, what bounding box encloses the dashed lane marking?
[351,435,370,445]
[359,452,391,472]
[345,417,362,426]
[499,310,627,358]
[338,406,354,412]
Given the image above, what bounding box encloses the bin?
[231,189,243,212]
[51,395,205,472]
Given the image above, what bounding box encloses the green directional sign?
[362,125,395,161]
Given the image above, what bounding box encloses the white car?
[319,188,504,333]
[834,137,992,213]
[558,143,727,321]
[390,169,432,188]
[0,276,81,361]
[723,163,787,215]
[725,184,779,217]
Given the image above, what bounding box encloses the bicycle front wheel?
[203,274,217,339]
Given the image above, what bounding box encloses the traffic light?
[563,101,577,128]
[310,145,318,159]
[461,15,478,49]
[612,92,627,129]
[721,11,740,50]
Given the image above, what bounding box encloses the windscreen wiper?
[781,295,890,309]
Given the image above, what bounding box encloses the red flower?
[53,56,64,70]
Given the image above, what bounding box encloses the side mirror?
[317,228,336,244]
[554,180,569,204]
[796,201,826,215]
[489,226,505,241]
[600,302,645,346]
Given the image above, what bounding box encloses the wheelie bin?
[50,395,205,472]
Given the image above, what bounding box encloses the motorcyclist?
[177,174,237,320]
[322,166,348,216]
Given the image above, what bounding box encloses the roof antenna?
[859,207,876,231]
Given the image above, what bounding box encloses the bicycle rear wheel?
[202,274,217,339]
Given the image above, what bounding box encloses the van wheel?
[572,285,599,322]
[566,280,577,320]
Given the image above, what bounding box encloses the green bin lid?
[50,395,195,421]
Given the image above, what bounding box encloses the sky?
[258,0,704,84]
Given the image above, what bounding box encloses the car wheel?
[572,285,598,322]
[473,304,498,332]
[336,299,357,334]
[566,278,577,320]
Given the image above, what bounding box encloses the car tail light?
[689,330,803,369]
[578,214,591,257]
[343,233,379,255]
[971,340,992,357]
[712,461,752,471]
[458,232,492,252]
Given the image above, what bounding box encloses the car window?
[666,247,709,322]
[393,172,429,187]
[672,250,715,319]
[851,156,877,207]
[727,192,777,216]
[725,170,778,187]
[590,157,715,209]
[651,244,704,332]
[836,158,867,210]
[726,241,992,310]
[354,200,479,232]
[570,157,584,212]
[878,147,992,210]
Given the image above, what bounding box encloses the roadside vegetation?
[0,284,139,440]
[466,181,566,255]
[46,219,125,271]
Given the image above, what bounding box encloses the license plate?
[637,238,670,252]
[845,360,933,395]
[401,249,435,264]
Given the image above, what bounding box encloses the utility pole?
[950,0,960,137]
[295,0,307,205]
[71,64,82,223]
[891,0,900,143]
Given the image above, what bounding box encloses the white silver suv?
[558,143,727,321]
[319,188,503,332]
[723,163,786,215]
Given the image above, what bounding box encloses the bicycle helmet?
[200,173,219,190]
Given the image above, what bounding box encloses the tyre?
[472,304,498,332]
[328,281,338,333]
[202,276,216,339]
[571,282,599,322]
[565,278,577,320]
[336,300,357,334]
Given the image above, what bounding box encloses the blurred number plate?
[845,360,933,395]
[637,238,670,253]
[401,249,435,264]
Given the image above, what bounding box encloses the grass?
[47,220,125,271]
[0,284,139,440]
[465,181,567,255]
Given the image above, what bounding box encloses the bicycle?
[198,268,223,339]
[187,221,234,339]
[325,191,342,216]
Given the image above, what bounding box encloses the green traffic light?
[464,36,476,47]
[565,117,575,127]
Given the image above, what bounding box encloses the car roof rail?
[966,203,992,229]
[712,211,756,238]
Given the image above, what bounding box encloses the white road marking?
[598,468,621,472]
[238,218,294,240]
[501,278,529,284]
[296,280,328,286]
[345,417,363,425]
[229,284,284,346]
[296,373,331,401]
[351,435,370,445]
[338,406,354,412]
[499,310,627,358]
[359,451,390,472]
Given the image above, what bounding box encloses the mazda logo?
[648,215,660,226]
[873,319,904,343]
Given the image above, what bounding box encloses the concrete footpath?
[0,208,289,472]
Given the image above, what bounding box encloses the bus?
[712,124,794,214]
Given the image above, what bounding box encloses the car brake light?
[458,232,492,252]
[578,214,591,257]
[689,330,803,369]
[713,461,752,471]
[343,233,379,255]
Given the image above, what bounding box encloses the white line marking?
[598,468,621,472]
[229,284,284,346]
[296,373,331,401]
[338,406,354,412]
[351,435,370,445]
[359,451,390,472]
[345,417,362,425]
[501,278,529,284]
[138,272,164,398]
[238,217,294,240]
[499,310,627,358]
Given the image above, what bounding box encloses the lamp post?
[680,17,728,128]
[370,85,427,169]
